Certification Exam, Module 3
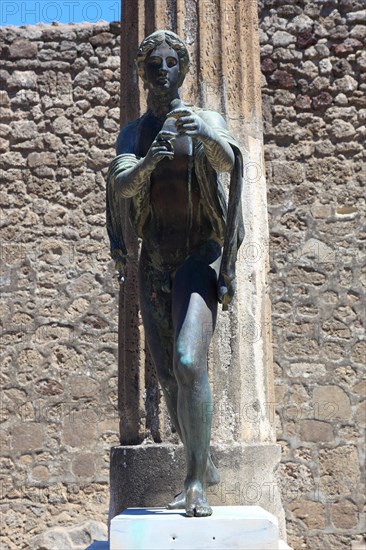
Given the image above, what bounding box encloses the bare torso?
[138,112,213,268]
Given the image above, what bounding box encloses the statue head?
[136,30,190,89]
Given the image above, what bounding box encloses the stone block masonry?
[0,0,365,548]
[259,0,365,548]
[0,21,121,550]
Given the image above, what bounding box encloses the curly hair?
[135,30,190,88]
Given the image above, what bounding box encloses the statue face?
[144,41,180,93]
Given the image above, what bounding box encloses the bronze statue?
[106,30,244,517]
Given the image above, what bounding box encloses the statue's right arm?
[109,124,153,199]
[109,124,175,199]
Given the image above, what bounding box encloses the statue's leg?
[138,251,181,439]
[172,243,221,517]
[139,246,220,511]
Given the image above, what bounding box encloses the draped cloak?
[106,111,245,284]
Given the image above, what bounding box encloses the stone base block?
[109,442,286,539]
[110,506,279,549]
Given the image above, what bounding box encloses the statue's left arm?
[168,108,234,172]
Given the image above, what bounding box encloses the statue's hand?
[144,130,176,168]
[217,272,236,309]
[167,108,210,140]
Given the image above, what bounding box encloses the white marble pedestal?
[110,506,284,549]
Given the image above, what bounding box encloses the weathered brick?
[299,420,334,442]
[11,423,44,452]
[71,453,96,477]
[9,39,37,59]
[62,410,97,448]
[288,500,325,529]
[331,500,359,529]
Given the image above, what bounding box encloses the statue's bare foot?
[167,455,219,509]
[166,491,186,510]
[185,481,213,517]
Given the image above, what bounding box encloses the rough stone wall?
[0,1,365,548]
[0,22,121,550]
[259,0,365,548]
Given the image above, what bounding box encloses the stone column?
[109,0,286,539]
